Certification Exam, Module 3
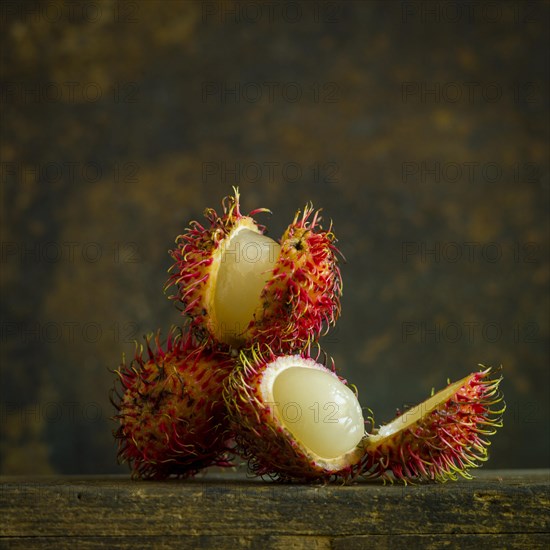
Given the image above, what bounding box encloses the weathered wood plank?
[0,534,549,550]
[0,535,331,550]
[1,470,548,540]
[331,534,550,550]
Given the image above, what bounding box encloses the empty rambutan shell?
[362,366,505,483]
[166,188,342,351]
[111,328,235,479]
[224,347,366,482]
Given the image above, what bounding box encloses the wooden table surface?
[1,469,549,549]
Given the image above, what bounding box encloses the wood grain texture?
[0,536,331,550]
[1,470,548,548]
[1,535,549,550]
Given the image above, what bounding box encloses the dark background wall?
[1,0,548,475]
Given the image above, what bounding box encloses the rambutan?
[361,366,505,483]
[224,347,366,482]
[166,189,342,351]
[113,190,506,485]
[111,328,234,479]
[224,348,505,484]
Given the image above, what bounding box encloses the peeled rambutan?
[361,366,505,483]
[224,347,366,482]
[166,188,342,351]
[110,328,235,479]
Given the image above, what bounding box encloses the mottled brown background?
[1,0,548,474]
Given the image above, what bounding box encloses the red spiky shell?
[247,204,343,351]
[224,347,364,482]
[166,189,268,347]
[111,328,235,479]
[166,189,342,352]
[361,366,505,483]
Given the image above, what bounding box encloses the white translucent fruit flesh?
[272,367,365,459]
[214,228,281,341]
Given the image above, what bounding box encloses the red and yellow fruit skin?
[224,347,364,483]
[361,367,505,484]
[111,328,235,479]
[166,189,343,352]
[165,189,268,347]
[248,205,343,352]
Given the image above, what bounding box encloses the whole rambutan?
[166,188,342,351]
[361,366,505,483]
[224,347,366,482]
[111,328,235,479]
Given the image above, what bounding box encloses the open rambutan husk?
[253,204,343,352]
[110,327,235,479]
[361,366,505,483]
[165,188,342,352]
[224,346,366,482]
[224,346,505,484]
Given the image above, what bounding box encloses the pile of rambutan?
[111,188,505,483]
